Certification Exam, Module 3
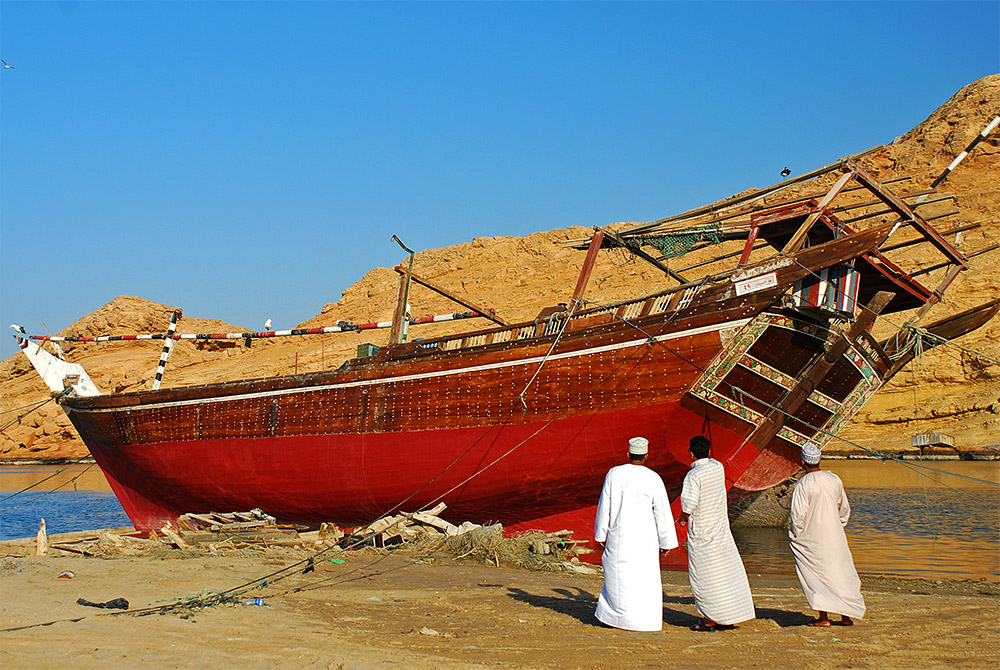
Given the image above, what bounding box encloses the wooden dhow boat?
[14,152,999,553]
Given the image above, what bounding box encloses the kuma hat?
[628,437,649,455]
[801,442,822,465]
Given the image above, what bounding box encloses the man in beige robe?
[789,442,865,626]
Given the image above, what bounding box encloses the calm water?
[2,460,998,580]
[0,465,129,540]
[735,459,1000,580]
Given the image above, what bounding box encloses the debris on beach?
[0,504,596,574]
[76,596,129,610]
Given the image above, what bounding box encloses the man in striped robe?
[679,435,756,632]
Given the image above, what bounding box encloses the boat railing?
[391,290,682,358]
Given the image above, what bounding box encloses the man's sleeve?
[652,478,679,550]
[594,474,611,543]
[837,476,852,527]
[680,471,698,515]
[788,480,806,538]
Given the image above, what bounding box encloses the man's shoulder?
[688,458,724,478]
[797,469,842,488]
[616,464,666,484]
[811,469,842,483]
[605,463,628,477]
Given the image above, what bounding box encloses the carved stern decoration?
[681,292,895,492]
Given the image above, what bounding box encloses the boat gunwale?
[58,226,897,413]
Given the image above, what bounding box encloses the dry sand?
[2,546,997,670]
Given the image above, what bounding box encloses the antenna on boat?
[390,235,415,344]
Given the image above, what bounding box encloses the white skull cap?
[801,442,822,465]
[628,437,649,455]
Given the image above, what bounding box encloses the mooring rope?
[0,397,57,419]
[0,464,96,514]
[0,388,74,434]
[0,466,70,504]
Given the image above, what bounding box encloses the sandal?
[690,621,717,632]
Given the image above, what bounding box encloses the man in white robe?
[594,436,678,631]
[679,435,756,631]
[789,442,866,626]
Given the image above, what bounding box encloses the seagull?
[1,60,13,69]
[264,318,272,331]
[781,167,791,178]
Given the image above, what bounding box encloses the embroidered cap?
[801,442,822,465]
[628,437,649,455]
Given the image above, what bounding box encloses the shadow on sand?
[508,586,812,630]
[506,586,604,627]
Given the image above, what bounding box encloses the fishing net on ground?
[410,524,590,571]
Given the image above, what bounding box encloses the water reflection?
[825,458,1000,489]
[0,464,113,493]
[733,460,1000,581]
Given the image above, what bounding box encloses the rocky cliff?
[2,76,998,460]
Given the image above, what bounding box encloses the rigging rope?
[519,301,577,409]
[730,384,1000,494]
[0,396,57,433]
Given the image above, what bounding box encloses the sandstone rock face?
[2,77,998,461]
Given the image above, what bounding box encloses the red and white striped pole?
[29,310,491,344]
[889,115,1000,239]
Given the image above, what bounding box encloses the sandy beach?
[2,543,997,670]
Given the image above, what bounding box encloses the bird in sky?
[1,59,13,69]
[781,167,791,178]
[264,318,273,331]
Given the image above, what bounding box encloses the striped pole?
[29,310,490,344]
[152,310,181,390]
[889,115,1000,239]
[928,115,1000,191]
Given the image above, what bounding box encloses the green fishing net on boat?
[623,226,724,259]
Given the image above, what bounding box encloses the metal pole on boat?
[390,235,415,344]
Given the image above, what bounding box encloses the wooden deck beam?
[846,159,967,267]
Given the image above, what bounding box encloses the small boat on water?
[14,152,998,551]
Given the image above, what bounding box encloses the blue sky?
[1,1,997,360]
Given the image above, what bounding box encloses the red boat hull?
[87,400,751,535]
